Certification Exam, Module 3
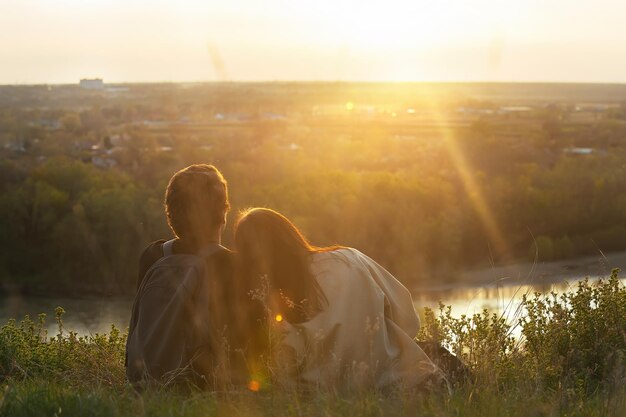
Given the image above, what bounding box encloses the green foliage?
[2,276,626,415]
[418,269,626,399]
[530,235,555,261]
[419,304,520,390]
[0,307,126,388]
[1,379,624,417]
[60,113,81,132]
[0,382,122,417]
[521,269,626,394]
[0,158,162,293]
[5,84,626,294]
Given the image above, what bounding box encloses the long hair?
[234,208,338,323]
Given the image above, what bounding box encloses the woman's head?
[235,208,313,272]
[165,164,230,242]
[234,208,329,323]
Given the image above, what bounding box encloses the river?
[2,275,624,338]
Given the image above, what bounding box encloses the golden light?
[318,0,525,52]
[424,100,510,259]
[345,101,355,111]
[248,380,260,392]
[275,314,283,322]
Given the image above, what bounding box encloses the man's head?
[164,164,230,241]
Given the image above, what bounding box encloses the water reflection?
[413,277,621,330]
[1,277,623,337]
[0,295,133,336]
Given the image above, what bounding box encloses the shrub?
[521,269,626,394]
[0,307,126,387]
[419,268,626,396]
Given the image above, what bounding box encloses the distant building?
[29,119,61,130]
[92,156,117,168]
[564,147,594,155]
[79,78,104,90]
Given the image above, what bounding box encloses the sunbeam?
[424,100,510,260]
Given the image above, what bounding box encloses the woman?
[234,208,446,392]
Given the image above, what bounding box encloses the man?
[136,164,230,290]
[126,164,246,389]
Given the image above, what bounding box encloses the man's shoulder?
[141,239,166,258]
[136,240,167,290]
[139,239,166,267]
[139,239,233,277]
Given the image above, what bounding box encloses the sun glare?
[321,0,524,52]
[424,100,510,259]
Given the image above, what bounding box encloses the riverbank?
[3,251,625,337]
[2,274,626,417]
[416,250,626,293]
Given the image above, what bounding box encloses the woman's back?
[275,247,442,391]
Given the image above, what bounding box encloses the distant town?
[2,80,625,171]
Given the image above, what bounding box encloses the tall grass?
[2,271,626,416]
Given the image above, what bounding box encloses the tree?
[60,113,81,132]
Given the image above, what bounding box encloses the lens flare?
[275,314,283,322]
[425,100,510,259]
[248,380,260,392]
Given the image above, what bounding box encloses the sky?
[1,0,626,84]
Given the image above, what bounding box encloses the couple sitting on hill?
[126,164,451,393]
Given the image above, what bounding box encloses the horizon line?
[3,79,626,87]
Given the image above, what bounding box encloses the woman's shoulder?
[310,247,376,280]
[315,247,377,265]
[308,248,359,293]
[311,247,396,284]
[311,247,359,264]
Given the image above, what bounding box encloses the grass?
[2,270,626,416]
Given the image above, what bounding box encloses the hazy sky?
[1,0,625,84]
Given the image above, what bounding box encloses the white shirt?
[274,247,442,390]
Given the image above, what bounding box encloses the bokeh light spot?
[248,380,260,392]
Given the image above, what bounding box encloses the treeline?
[2,118,626,296]
[2,82,626,295]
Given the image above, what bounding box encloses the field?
[2,272,626,416]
